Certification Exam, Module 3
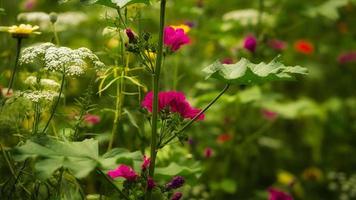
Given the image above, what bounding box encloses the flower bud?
[166,176,185,190]
[49,12,58,24]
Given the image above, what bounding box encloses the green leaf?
[14,137,99,179]
[203,56,308,85]
[81,0,150,8]
[155,162,201,179]
[306,0,350,20]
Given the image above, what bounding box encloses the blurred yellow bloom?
[107,38,119,49]
[277,171,295,186]
[145,50,156,61]
[171,24,191,33]
[7,24,41,38]
[302,167,323,181]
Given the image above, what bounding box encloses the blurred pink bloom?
[204,147,214,158]
[338,51,356,64]
[268,39,287,51]
[142,91,204,120]
[164,26,190,52]
[262,109,278,121]
[141,155,151,171]
[243,35,257,53]
[23,0,37,10]
[84,114,101,125]
[268,188,293,200]
[222,58,234,64]
[147,177,156,190]
[125,28,136,43]
[107,164,138,181]
[171,192,183,200]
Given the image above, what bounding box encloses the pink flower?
[142,91,204,120]
[125,28,137,43]
[171,192,183,200]
[268,188,293,200]
[338,51,356,64]
[141,155,151,171]
[204,147,214,158]
[268,39,287,51]
[147,177,156,190]
[221,58,234,64]
[262,109,278,121]
[107,164,138,181]
[84,114,101,125]
[23,0,37,10]
[243,35,257,53]
[164,26,190,52]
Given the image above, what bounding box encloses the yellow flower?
[171,24,191,33]
[302,167,323,181]
[277,171,295,186]
[145,50,156,61]
[7,24,41,38]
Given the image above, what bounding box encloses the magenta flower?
[243,35,257,53]
[166,176,185,190]
[141,155,151,171]
[125,28,136,43]
[147,177,156,190]
[164,26,190,52]
[107,164,138,181]
[338,51,356,64]
[268,39,287,51]
[204,147,214,158]
[142,91,204,120]
[171,192,183,200]
[268,188,293,200]
[261,109,278,121]
[84,114,101,125]
[221,57,234,64]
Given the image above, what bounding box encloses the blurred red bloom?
[262,109,278,121]
[107,164,138,181]
[164,26,190,52]
[141,155,150,171]
[84,114,101,125]
[268,187,293,200]
[204,147,214,158]
[217,133,232,143]
[294,40,314,55]
[268,39,287,51]
[142,91,204,120]
[221,58,234,64]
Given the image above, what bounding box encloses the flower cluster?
[268,188,293,200]
[24,76,60,90]
[22,90,58,103]
[20,43,105,76]
[142,91,204,120]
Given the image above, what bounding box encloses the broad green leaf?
[14,137,99,180]
[306,0,351,20]
[203,56,308,85]
[155,162,201,179]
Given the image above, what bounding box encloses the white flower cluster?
[22,90,58,103]
[24,76,60,90]
[20,43,105,76]
[17,11,88,32]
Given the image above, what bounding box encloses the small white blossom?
[24,76,60,90]
[20,43,105,76]
[22,90,58,103]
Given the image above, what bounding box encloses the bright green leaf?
[203,56,308,85]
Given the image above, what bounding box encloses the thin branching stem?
[7,37,22,94]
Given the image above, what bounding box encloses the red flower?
[84,114,101,125]
[164,26,190,52]
[217,133,232,143]
[204,147,214,158]
[268,188,293,200]
[142,91,204,120]
[107,164,138,181]
[294,40,314,55]
[141,155,150,171]
[261,109,278,121]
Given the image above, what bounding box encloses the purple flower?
[166,176,185,190]
[171,192,183,200]
[147,177,156,190]
[338,51,356,64]
[125,28,136,43]
[243,35,257,53]
[142,91,204,120]
[268,188,293,200]
[107,165,138,181]
[164,26,190,52]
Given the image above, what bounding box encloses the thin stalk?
[42,72,65,134]
[159,84,230,148]
[52,22,60,45]
[145,1,166,200]
[96,169,130,200]
[257,0,264,37]
[7,37,22,94]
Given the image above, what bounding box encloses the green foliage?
[203,56,308,85]
[306,0,355,20]
[155,162,202,180]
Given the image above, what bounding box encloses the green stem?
[257,0,264,36]
[159,84,230,148]
[96,169,130,200]
[146,1,166,200]
[7,37,22,94]
[42,73,65,134]
[52,22,60,45]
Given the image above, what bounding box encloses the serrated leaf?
[203,56,308,85]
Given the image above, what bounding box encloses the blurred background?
[1,0,356,199]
